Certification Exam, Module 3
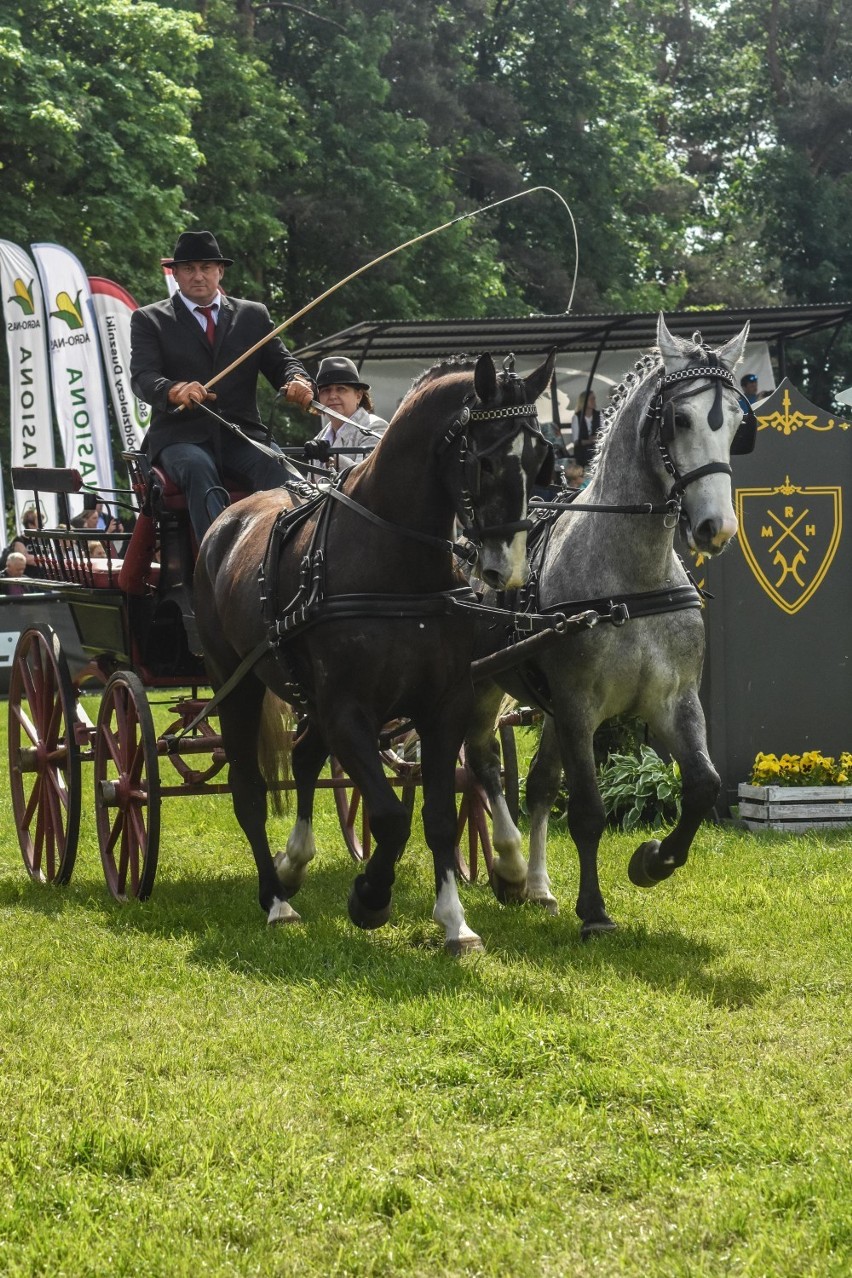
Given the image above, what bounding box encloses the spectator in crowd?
[8,506,43,572]
[740,372,761,409]
[570,389,604,467]
[563,459,588,490]
[130,229,316,542]
[0,551,29,596]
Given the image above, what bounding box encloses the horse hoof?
[528,891,559,915]
[580,917,617,940]
[445,934,486,956]
[347,883,391,931]
[489,869,528,906]
[267,897,302,926]
[628,840,675,888]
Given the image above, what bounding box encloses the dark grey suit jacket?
[130,294,313,461]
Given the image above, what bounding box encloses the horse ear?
[656,312,681,363]
[474,353,498,404]
[523,347,557,404]
[716,322,750,371]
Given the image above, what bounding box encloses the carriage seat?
[150,465,251,513]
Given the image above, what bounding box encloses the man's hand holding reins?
[282,374,314,411]
[168,380,217,409]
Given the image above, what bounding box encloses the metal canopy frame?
[295,303,852,381]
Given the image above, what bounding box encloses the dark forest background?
[1,0,850,465]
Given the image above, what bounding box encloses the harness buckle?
[663,497,681,529]
[513,613,535,633]
[609,602,630,626]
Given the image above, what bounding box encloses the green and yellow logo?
[7,277,35,316]
[50,290,84,330]
[736,475,842,615]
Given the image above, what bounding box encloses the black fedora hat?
[163,230,233,267]
[316,356,369,390]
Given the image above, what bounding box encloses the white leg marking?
[274,818,317,890]
[490,795,527,885]
[267,896,302,925]
[433,877,484,955]
[527,808,558,913]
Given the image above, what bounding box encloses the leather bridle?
[436,372,552,545]
[644,351,755,526]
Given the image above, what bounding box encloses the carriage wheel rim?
[331,757,370,862]
[8,626,81,884]
[95,672,160,901]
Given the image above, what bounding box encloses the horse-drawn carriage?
[5,450,528,904]
[6,321,756,950]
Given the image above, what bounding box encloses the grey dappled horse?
[465,315,751,937]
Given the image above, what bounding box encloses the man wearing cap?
[308,356,389,471]
[740,372,761,407]
[130,230,316,541]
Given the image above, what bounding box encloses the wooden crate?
[737,783,852,832]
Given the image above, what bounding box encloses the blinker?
[534,441,556,487]
[730,405,757,455]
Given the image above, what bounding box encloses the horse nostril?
[480,567,503,589]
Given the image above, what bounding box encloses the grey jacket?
[313,406,389,470]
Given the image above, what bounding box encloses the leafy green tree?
[261,3,509,344]
[0,0,206,298]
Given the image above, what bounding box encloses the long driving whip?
[198,185,578,396]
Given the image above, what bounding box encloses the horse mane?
[584,331,727,476]
[400,356,477,411]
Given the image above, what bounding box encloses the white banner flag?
[89,276,150,452]
[161,260,178,296]
[31,242,115,497]
[0,239,58,525]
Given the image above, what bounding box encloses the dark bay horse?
[195,352,555,952]
[464,316,753,937]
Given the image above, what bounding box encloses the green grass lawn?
[1,696,850,1276]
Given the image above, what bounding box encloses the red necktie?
[195,304,216,345]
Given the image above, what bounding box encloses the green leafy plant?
[597,745,682,831]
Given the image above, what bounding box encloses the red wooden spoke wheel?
[454,725,519,883]
[7,625,82,884]
[331,733,420,864]
[331,756,371,863]
[454,745,494,884]
[94,671,161,901]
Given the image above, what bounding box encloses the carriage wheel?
[94,671,161,901]
[7,625,82,885]
[454,746,496,884]
[331,756,371,863]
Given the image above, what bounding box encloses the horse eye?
[675,412,691,432]
[480,456,496,476]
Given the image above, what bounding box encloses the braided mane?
[585,331,722,475]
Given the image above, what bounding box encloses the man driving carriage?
[130,230,316,542]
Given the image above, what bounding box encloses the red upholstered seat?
[151,466,250,511]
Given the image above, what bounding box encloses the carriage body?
[5,458,514,904]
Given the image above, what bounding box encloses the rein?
[325,481,478,566]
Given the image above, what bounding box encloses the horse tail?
[257,690,294,816]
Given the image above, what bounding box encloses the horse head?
[439,350,555,589]
[654,314,750,556]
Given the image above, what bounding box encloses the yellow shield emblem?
[735,477,842,614]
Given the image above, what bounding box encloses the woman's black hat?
[163,230,233,267]
[316,356,369,390]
